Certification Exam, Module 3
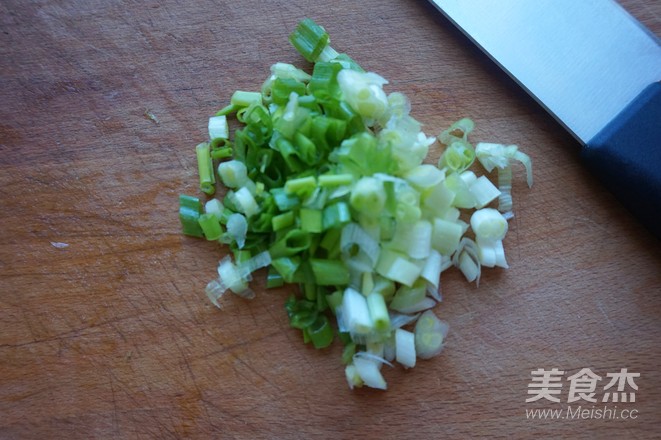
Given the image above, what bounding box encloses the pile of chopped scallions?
[178,18,532,391]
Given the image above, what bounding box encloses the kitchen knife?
[428,0,661,238]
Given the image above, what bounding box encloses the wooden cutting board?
[1,0,660,438]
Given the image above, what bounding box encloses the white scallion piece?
[459,170,477,186]
[388,312,420,330]
[453,238,481,284]
[469,175,501,209]
[345,364,364,390]
[204,199,224,221]
[367,292,390,332]
[341,288,374,337]
[350,176,386,218]
[445,172,476,209]
[217,256,250,294]
[233,187,259,218]
[421,250,442,288]
[218,160,248,188]
[375,249,422,287]
[431,218,463,256]
[354,350,393,368]
[414,310,449,359]
[497,166,513,213]
[471,208,508,241]
[353,357,387,390]
[422,180,455,218]
[477,237,508,269]
[389,220,432,260]
[403,164,445,189]
[383,334,396,363]
[341,223,380,270]
[208,115,229,140]
[270,62,311,82]
[225,213,248,249]
[395,328,416,368]
[393,297,436,314]
[337,69,389,120]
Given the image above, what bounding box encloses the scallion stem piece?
[395,328,416,368]
[414,310,448,359]
[179,194,204,238]
[208,115,229,140]
[309,258,350,286]
[367,292,390,332]
[196,143,215,195]
[288,18,331,63]
[198,213,222,241]
[231,91,262,107]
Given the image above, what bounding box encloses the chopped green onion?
[196,142,215,195]
[271,62,312,82]
[225,213,248,249]
[337,69,389,120]
[308,315,334,348]
[471,208,508,241]
[271,188,300,211]
[318,173,353,187]
[439,118,474,145]
[421,250,443,294]
[208,115,229,140]
[271,256,301,283]
[453,238,481,284]
[352,357,387,390]
[375,248,422,287]
[444,172,476,209]
[367,292,390,332]
[431,218,463,256]
[414,310,448,359]
[497,166,513,213]
[322,202,351,230]
[340,222,380,270]
[231,90,262,107]
[232,187,259,218]
[350,176,386,218]
[389,282,426,313]
[266,267,285,288]
[300,208,323,233]
[345,363,364,390]
[198,213,222,241]
[204,199,224,221]
[309,258,350,286]
[389,220,432,259]
[342,342,356,365]
[341,288,373,338]
[289,18,331,63]
[271,211,295,231]
[403,164,445,189]
[438,140,475,173]
[179,194,204,238]
[284,175,316,198]
[326,289,343,313]
[477,237,508,269]
[179,18,533,392]
[269,229,311,258]
[469,175,501,209]
[395,328,416,368]
[218,160,249,189]
[475,142,533,188]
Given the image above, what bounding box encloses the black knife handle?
[582,82,661,239]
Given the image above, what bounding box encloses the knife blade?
[428,0,661,237]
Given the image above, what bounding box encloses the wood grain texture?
[1,1,659,438]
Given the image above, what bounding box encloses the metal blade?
[429,0,661,144]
